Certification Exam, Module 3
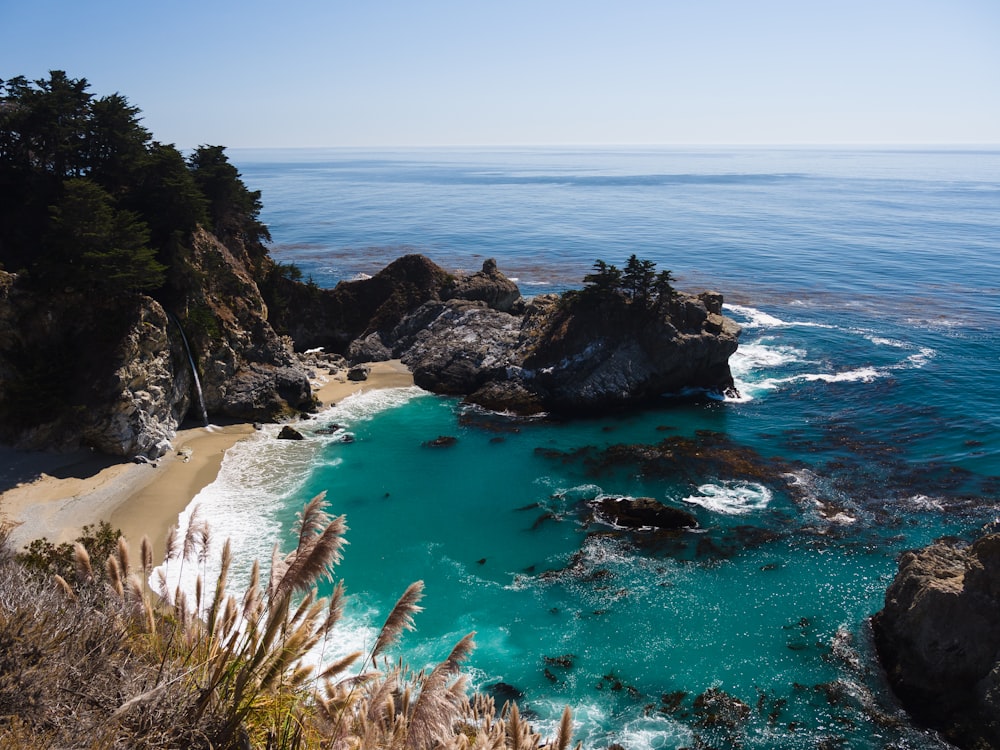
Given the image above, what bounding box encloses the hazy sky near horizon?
[2,0,998,148]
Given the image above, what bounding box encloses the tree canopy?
[0,71,267,295]
[572,254,676,310]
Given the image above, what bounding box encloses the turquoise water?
[169,148,1000,748]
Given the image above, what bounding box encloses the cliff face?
[872,534,1000,749]
[0,227,313,458]
[262,254,456,354]
[0,272,189,457]
[348,258,741,415]
[0,251,741,457]
[177,229,312,422]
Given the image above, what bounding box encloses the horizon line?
[218,141,1000,151]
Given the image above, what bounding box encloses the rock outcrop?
[262,254,455,354]
[593,496,698,530]
[0,227,314,458]
[361,259,741,415]
[443,257,522,313]
[0,251,741,457]
[176,229,312,422]
[0,273,189,457]
[872,533,1000,749]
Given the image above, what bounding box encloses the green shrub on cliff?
[16,521,121,583]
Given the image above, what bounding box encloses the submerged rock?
[422,435,458,448]
[872,533,1000,749]
[594,496,698,530]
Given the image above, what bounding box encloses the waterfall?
[168,312,209,426]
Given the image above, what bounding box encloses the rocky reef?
[872,533,1000,749]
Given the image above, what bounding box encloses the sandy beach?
[0,360,414,559]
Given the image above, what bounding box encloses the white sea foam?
[903,494,946,512]
[525,699,692,750]
[724,303,835,329]
[726,339,815,401]
[681,482,772,515]
[794,366,883,383]
[729,341,808,399]
[317,384,428,423]
[855,329,938,370]
[612,715,692,750]
[900,346,937,369]
[860,333,909,348]
[152,428,321,604]
[545,482,604,504]
[752,365,885,393]
[153,387,428,611]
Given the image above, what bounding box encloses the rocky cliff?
[334,257,741,416]
[0,249,740,458]
[0,227,313,459]
[173,228,312,422]
[872,533,1000,749]
[0,272,189,457]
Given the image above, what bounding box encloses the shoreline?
[0,360,414,560]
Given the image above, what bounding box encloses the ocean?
[168,147,1000,748]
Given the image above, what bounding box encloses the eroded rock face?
[382,264,741,415]
[872,533,1000,749]
[0,227,315,457]
[0,275,188,457]
[397,300,523,395]
[443,257,522,313]
[263,253,456,354]
[178,229,313,422]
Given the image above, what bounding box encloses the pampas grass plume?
[373,581,424,659]
[73,542,93,585]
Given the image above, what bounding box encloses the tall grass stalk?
[0,495,578,749]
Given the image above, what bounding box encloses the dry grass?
[0,496,580,750]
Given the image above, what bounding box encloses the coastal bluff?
[872,533,1000,749]
[0,226,314,459]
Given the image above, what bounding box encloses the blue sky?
[2,0,998,148]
